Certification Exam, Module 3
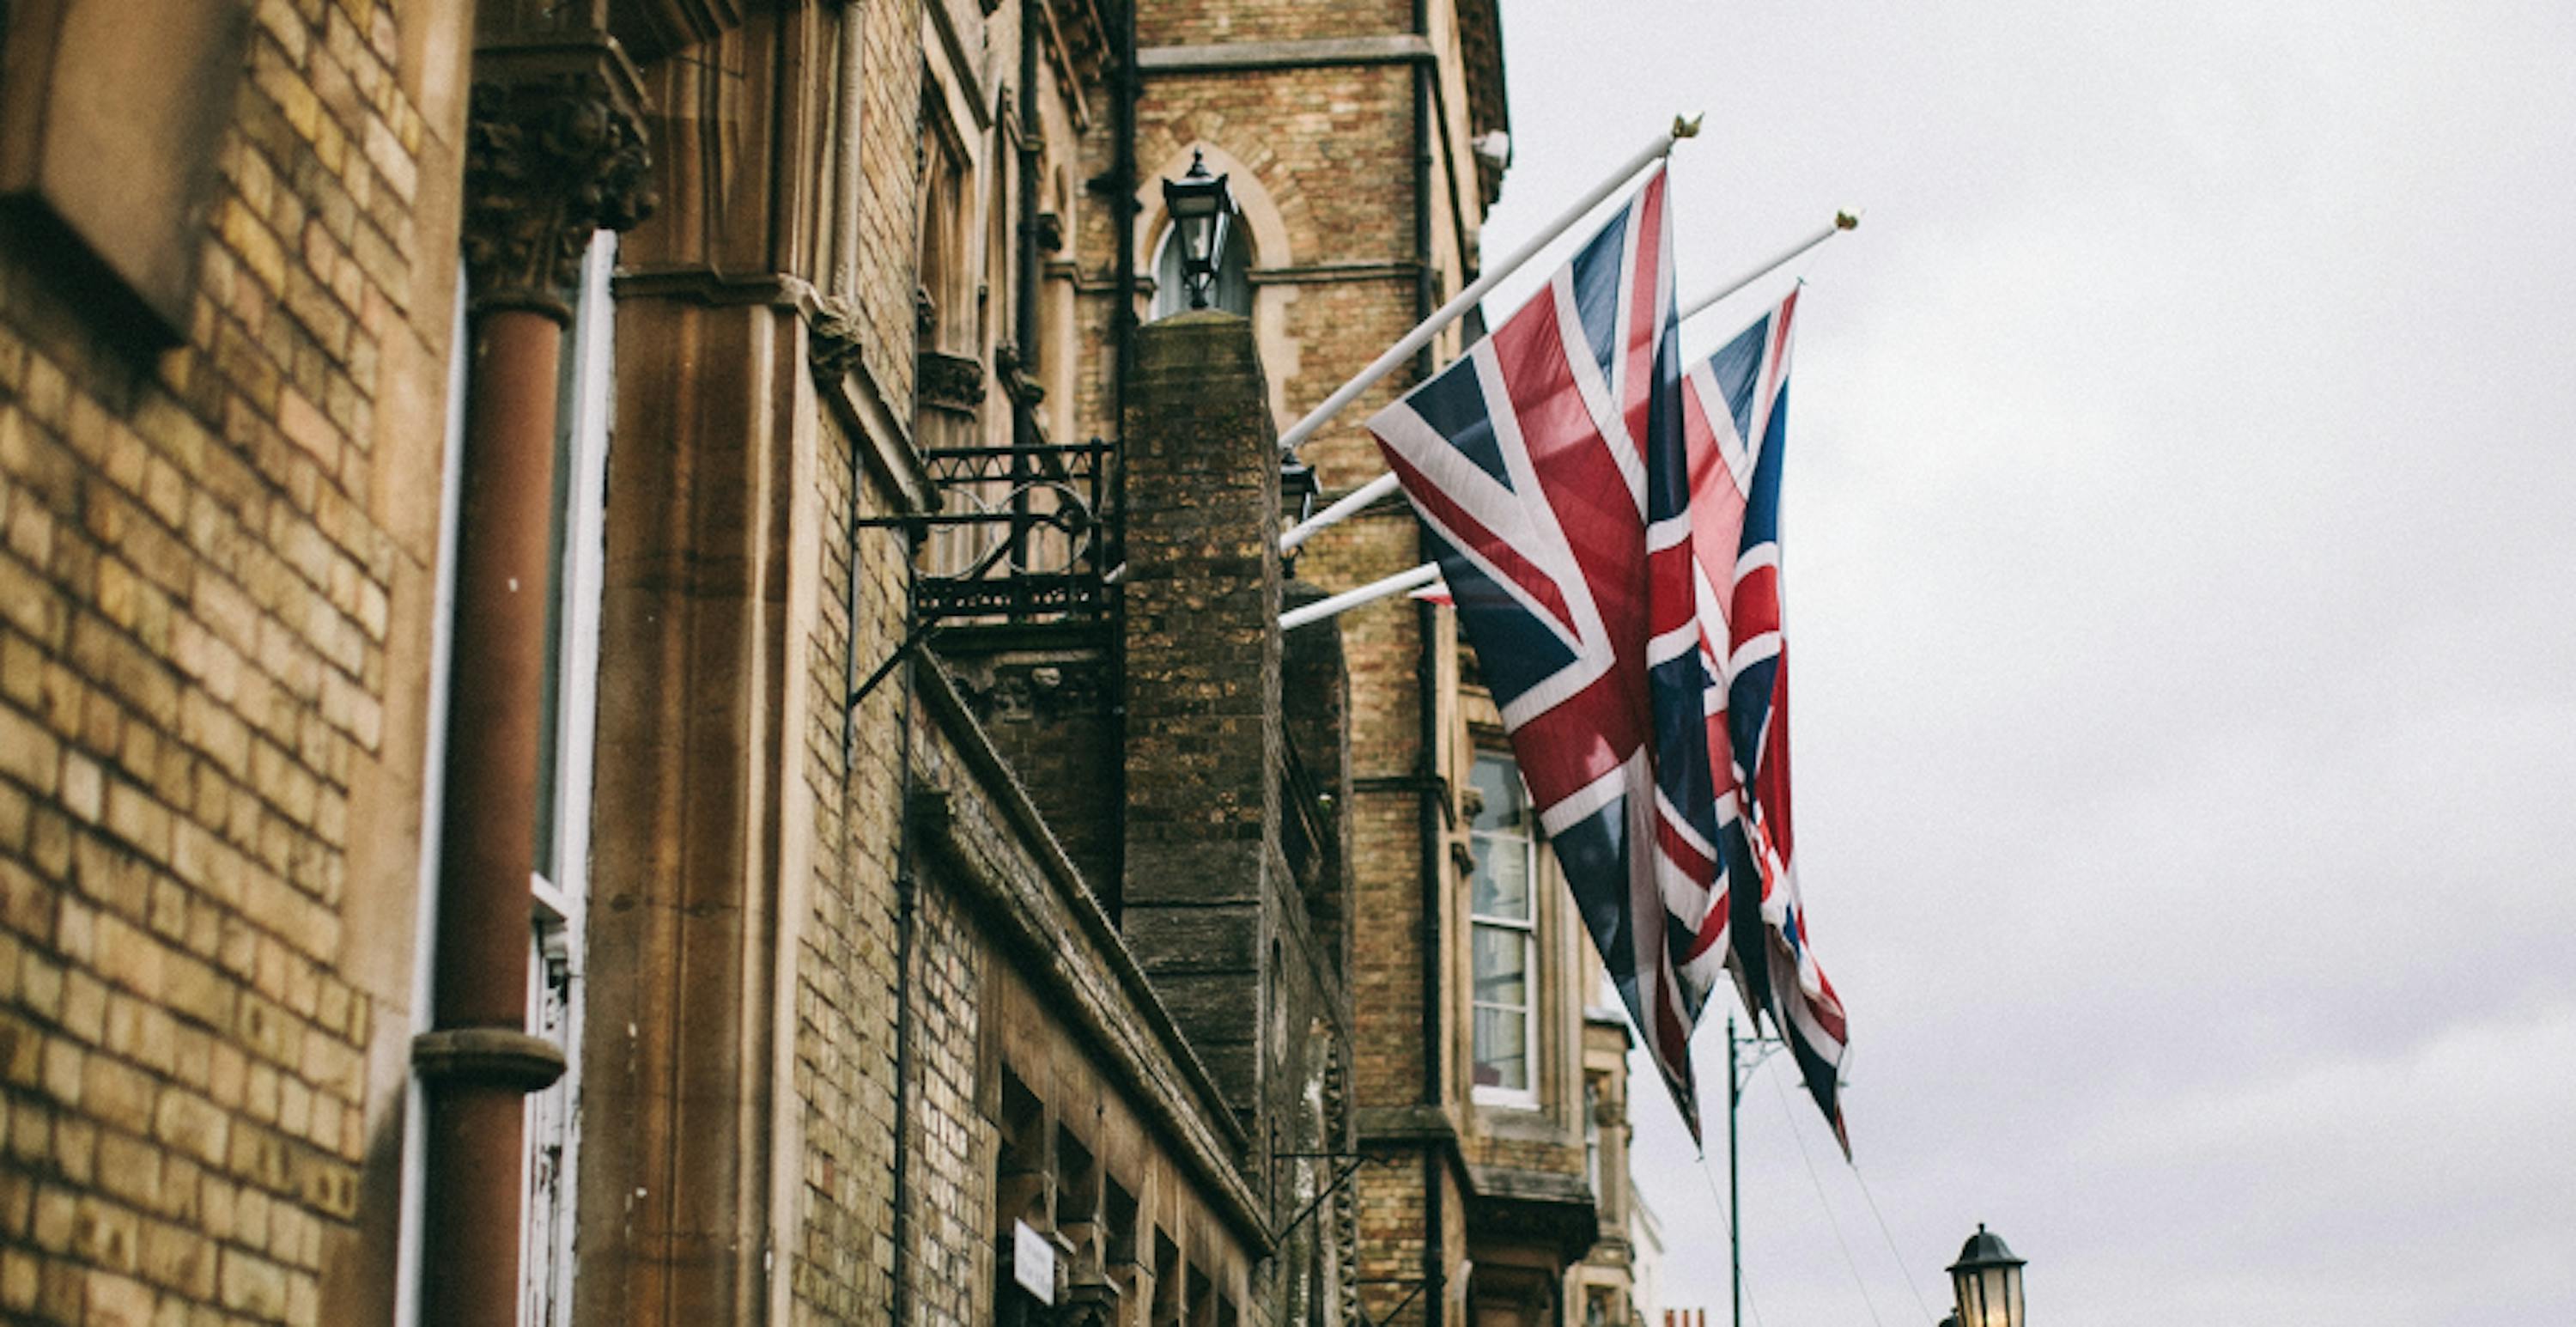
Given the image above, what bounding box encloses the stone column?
[415,41,651,1327]
[1119,310,1284,1117]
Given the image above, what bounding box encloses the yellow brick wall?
[0,0,468,1321]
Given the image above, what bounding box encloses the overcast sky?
[1472,3,2576,1324]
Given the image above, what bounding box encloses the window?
[519,229,617,1327]
[1469,752,1539,1105]
[1148,222,1251,320]
[915,91,975,357]
[398,232,616,1327]
[1584,1074,1602,1195]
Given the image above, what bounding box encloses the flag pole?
[1279,561,1442,630]
[1273,208,1857,559]
[1279,472,1402,555]
[1678,209,1860,324]
[1275,115,1703,460]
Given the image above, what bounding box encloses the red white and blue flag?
[1367,164,1737,1139]
[1686,289,1850,1154]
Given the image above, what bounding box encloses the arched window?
[1149,222,1252,319]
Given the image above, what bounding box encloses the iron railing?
[911,438,1116,625]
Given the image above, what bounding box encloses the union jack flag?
[1686,289,1850,1154]
[1368,164,1735,1138]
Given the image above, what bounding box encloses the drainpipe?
[1412,0,1437,378]
[1010,0,1044,572]
[416,56,652,1327]
[1105,0,1138,919]
[1412,4,1446,1321]
[890,532,924,1326]
[1416,598,1446,1327]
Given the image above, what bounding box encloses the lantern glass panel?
[1969,1265,2019,1327]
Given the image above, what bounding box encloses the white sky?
[1472,3,2576,1324]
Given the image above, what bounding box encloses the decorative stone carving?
[995,341,1048,408]
[972,657,1109,721]
[1054,1284,1119,1327]
[810,304,866,385]
[464,57,658,319]
[919,350,988,413]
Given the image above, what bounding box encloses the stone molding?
[411,1028,571,1092]
[1138,33,1436,76]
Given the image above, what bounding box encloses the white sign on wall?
[1012,1220,1056,1305]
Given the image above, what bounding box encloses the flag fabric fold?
[1684,289,1850,1155]
[1366,163,1732,1140]
[1366,162,1849,1153]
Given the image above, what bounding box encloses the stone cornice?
[1138,33,1435,76]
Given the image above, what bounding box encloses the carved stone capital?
[465,45,658,320]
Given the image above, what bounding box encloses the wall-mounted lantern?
[1160,149,1236,310]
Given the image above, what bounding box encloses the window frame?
[518,228,617,1327]
[1467,748,1542,1110]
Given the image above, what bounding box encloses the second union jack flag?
[1368,164,1736,1138]
[1686,289,1850,1154]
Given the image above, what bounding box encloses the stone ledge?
[1139,34,1435,76]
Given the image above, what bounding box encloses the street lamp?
[1946,1225,2026,1327]
[1160,149,1235,310]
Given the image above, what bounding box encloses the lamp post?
[1946,1225,2026,1327]
[1160,149,1236,310]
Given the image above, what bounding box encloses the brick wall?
[1116,310,1285,1120]
[0,0,465,1322]
[1137,0,1411,49]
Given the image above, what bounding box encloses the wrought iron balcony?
[912,437,1117,626]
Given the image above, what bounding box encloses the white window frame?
[1468,750,1541,1110]
[394,253,473,1327]
[520,229,617,1327]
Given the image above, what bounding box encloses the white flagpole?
[1273,209,1860,559]
[1274,115,1704,459]
[1279,472,1402,554]
[1279,562,1443,631]
[1677,209,1860,324]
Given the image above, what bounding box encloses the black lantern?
[1279,456,1320,527]
[1947,1225,2026,1327]
[1160,149,1236,310]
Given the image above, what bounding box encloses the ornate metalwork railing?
[913,437,1116,625]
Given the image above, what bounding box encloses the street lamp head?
[1160,149,1236,310]
[1947,1224,2026,1327]
[1279,455,1320,527]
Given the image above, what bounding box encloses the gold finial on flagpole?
[1835,209,1862,230]
[1672,113,1705,139]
